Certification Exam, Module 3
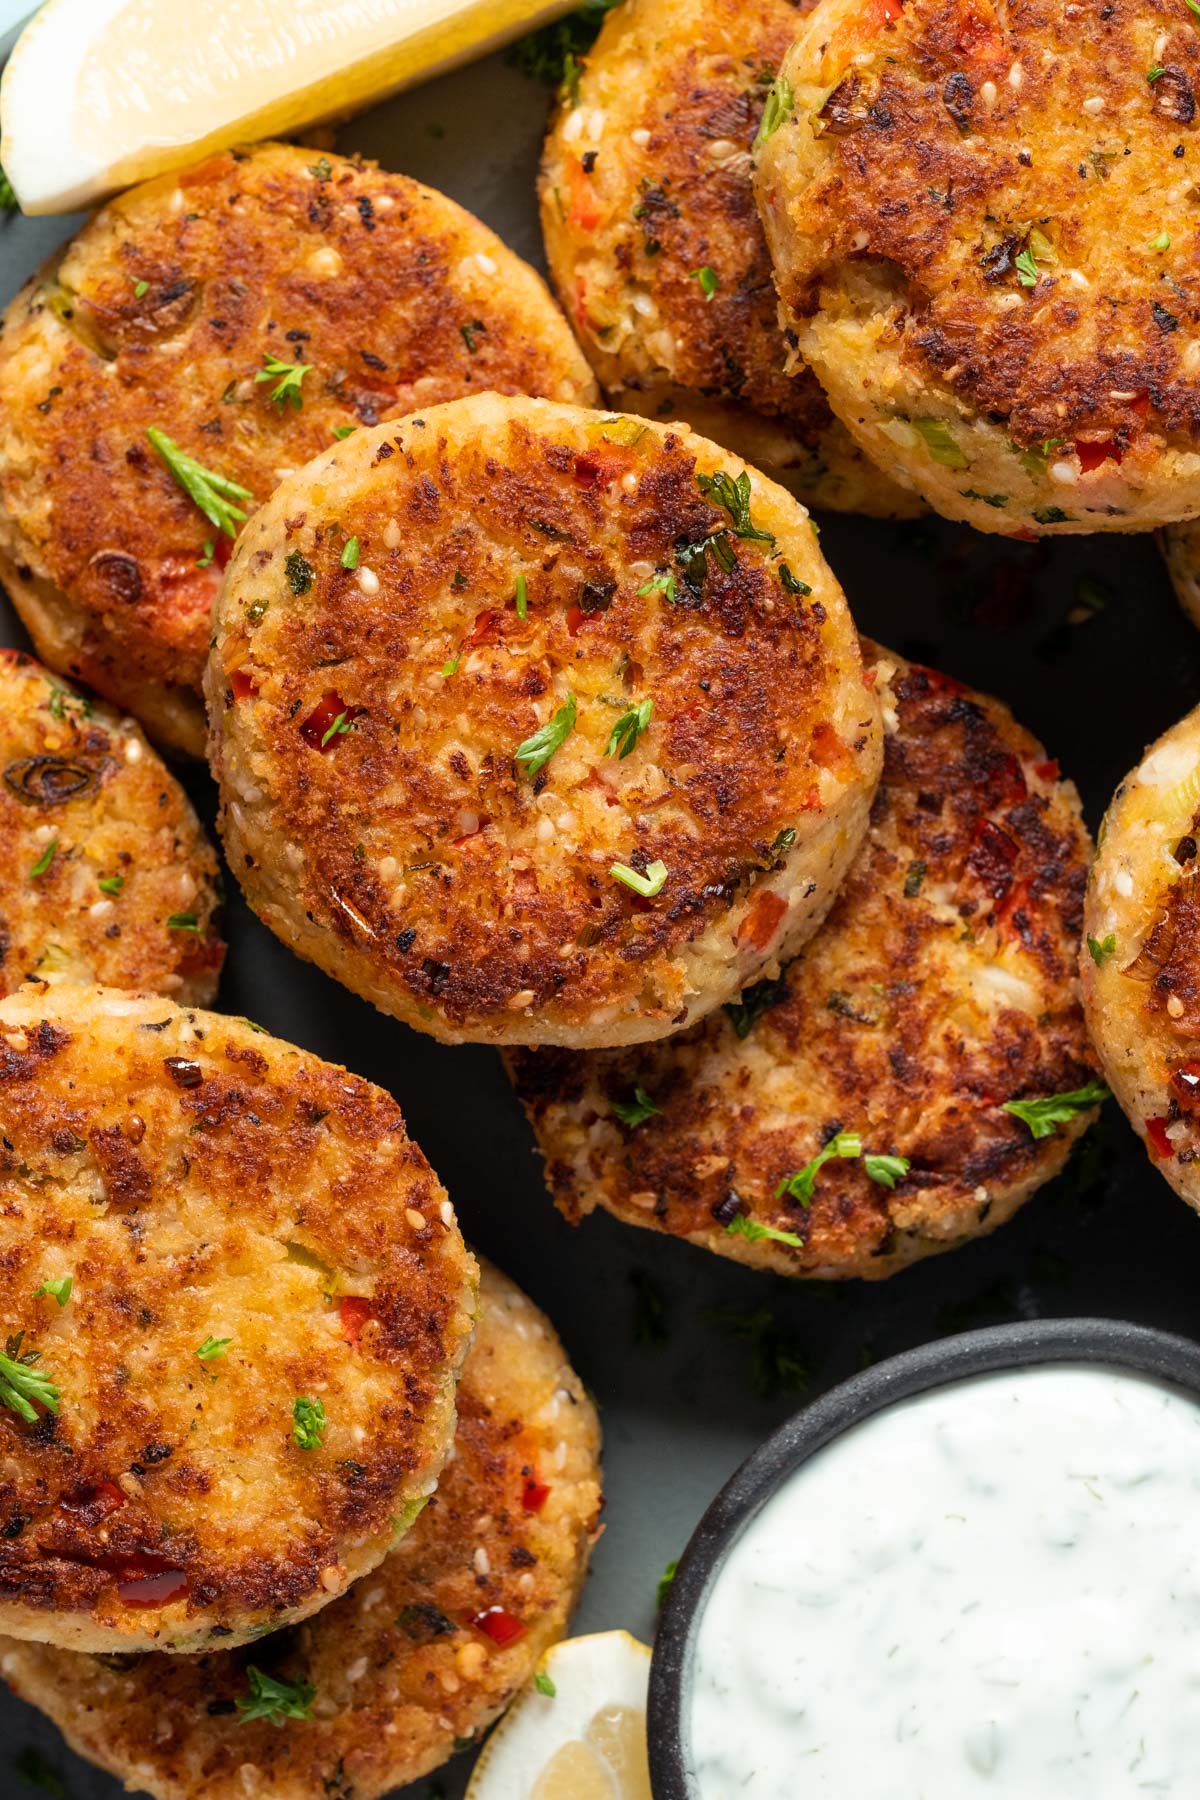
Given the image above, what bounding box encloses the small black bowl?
[648,1315,1200,1799]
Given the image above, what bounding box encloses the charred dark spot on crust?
[89,1125,153,1210]
[4,755,105,806]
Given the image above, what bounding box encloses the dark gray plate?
[0,42,1199,1800]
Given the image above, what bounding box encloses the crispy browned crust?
[0,649,223,1003]
[0,986,476,1652]
[539,0,918,515]
[0,142,596,754]
[0,1261,602,1800]
[755,0,1200,529]
[207,393,882,1048]
[1083,706,1200,1210]
[509,644,1097,1277]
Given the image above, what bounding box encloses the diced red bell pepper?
[737,890,788,951]
[1146,1116,1174,1160]
[522,1478,551,1512]
[472,1606,527,1646]
[339,1296,373,1347]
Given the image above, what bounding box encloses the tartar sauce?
[690,1366,1200,1796]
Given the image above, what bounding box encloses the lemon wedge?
[0,0,571,214]
[466,1629,653,1800]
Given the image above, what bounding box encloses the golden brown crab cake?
[1082,705,1200,1210]
[754,0,1200,535]
[207,393,882,1050]
[539,0,918,517]
[509,645,1099,1278]
[0,1260,601,1800]
[1159,519,1200,629]
[0,650,223,1002]
[0,141,596,756]
[0,985,476,1655]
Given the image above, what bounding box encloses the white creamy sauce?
[690,1366,1200,1797]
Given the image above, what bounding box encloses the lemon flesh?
[467,1630,652,1800]
[1,0,570,213]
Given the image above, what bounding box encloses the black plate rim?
[648,1314,1200,1798]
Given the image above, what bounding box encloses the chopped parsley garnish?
[696,469,775,546]
[605,697,652,759]
[776,1131,862,1205]
[0,163,17,215]
[612,1085,659,1128]
[638,570,677,603]
[507,0,620,99]
[197,538,215,568]
[1003,1082,1108,1138]
[904,858,927,897]
[134,279,149,299]
[0,1341,60,1424]
[1087,932,1116,967]
[340,536,360,571]
[610,858,667,897]
[863,1153,910,1189]
[769,827,797,866]
[166,912,201,931]
[197,1336,231,1361]
[285,549,314,595]
[460,319,485,353]
[236,1665,316,1724]
[442,656,460,678]
[534,1670,557,1697]
[754,74,794,149]
[98,874,124,896]
[1148,62,1165,80]
[333,425,357,440]
[516,573,529,619]
[657,1557,679,1609]
[912,417,968,469]
[1015,247,1039,287]
[515,694,576,778]
[724,971,789,1038]
[309,157,333,181]
[1189,0,1200,21]
[961,489,1009,508]
[397,1602,457,1638]
[29,839,57,880]
[725,1212,803,1249]
[320,712,353,749]
[691,265,719,300]
[779,563,812,597]
[33,1277,72,1307]
[147,427,252,538]
[256,353,312,411]
[1147,231,1172,251]
[292,1395,326,1450]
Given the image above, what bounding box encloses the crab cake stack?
[540,0,917,517]
[754,0,1200,535]
[0,650,223,1000]
[510,646,1099,1278]
[1084,707,1200,1209]
[206,393,882,1049]
[0,142,596,755]
[0,1260,600,1800]
[0,986,476,1654]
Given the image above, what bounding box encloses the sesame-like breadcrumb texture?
[0,651,222,1002]
[207,393,882,1050]
[0,986,476,1654]
[755,0,1200,534]
[1084,703,1200,1212]
[0,142,596,755]
[539,0,918,517]
[509,645,1097,1278]
[0,1260,601,1800]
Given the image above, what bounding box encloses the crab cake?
[1082,705,1200,1211]
[539,0,918,518]
[0,142,596,757]
[1160,520,1200,629]
[0,650,223,1002]
[0,1260,602,1800]
[208,395,882,1050]
[754,0,1200,536]
[0,985,476,1655]
[509,646,1099,1278]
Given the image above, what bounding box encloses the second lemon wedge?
[1,0,571,214]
